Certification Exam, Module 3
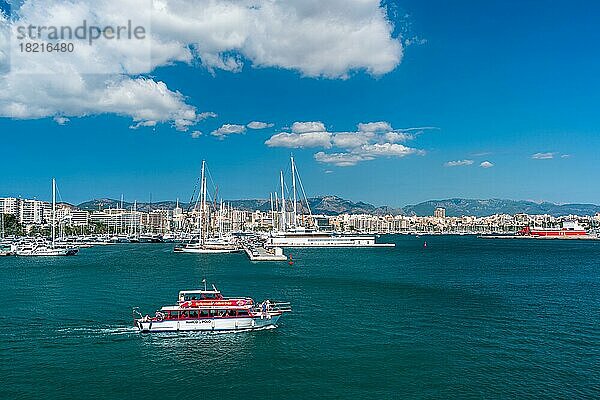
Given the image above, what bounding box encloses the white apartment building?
[0,197,48,224]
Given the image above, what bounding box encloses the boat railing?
[253,301,292,314]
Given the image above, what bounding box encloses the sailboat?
[174,161,239,254]
[266,156,395,248]
[15,178,79,256]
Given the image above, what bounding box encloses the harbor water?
[1,236,599,399]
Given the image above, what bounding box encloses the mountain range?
[75,196,600,217]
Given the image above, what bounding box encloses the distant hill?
[402,198,600,217]
[77,197,600,217]
[77,198,186,212]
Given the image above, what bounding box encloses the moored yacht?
[266,156,395,248]
[15,179,79,257]
[174,161,240,254]
[266,227,394,248]
[133,283,291,333]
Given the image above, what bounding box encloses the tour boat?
[133,283,291,333]
[519,221,589,237]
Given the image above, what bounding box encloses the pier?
[242,243,287,261]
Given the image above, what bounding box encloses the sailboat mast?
[52,178,56,246]
[280,170,286,231]
[270,192,274,231]
[200,160,206,243]
[219,199,224,238]
[291,156,297,228]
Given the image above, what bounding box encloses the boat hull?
[15,248,79,256]
[175,246,240,254]
[135,315,281,333]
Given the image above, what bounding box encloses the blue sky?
[1,0,599,206]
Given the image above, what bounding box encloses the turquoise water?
[1,236,599,399]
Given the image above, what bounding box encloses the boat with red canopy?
[133,282,291,333]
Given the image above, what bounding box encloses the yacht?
[266,156,395,248]
[15,178,78,257]
[266,227,394,248]
[175,161,240,254]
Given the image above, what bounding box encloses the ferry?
[519,221,589,237]
[133,283,291,333]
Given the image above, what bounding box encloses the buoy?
[288,254,294,266]
[423,241,427,248]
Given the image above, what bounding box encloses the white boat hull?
[15,247,78,256]
[266,237,395,247]
[175,247,240,254]
[135,315,281,333]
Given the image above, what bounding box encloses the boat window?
[200,310,209,318]
[180,311,188,319]
[189,310,198,318]
[209,309,218,317]
[238,310,249,316]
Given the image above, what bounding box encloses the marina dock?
[242,244,287,261]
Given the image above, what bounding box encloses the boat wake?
[56,326,139,337]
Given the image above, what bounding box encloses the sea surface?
[1,236,599,399]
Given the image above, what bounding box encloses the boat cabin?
[158,306,251,320]
[178,289,224,302]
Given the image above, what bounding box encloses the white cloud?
[265,131,332,148]
[358,121,392,133]
[130,120,157,129]
[53,116,70,125]
[314,152,371,167]
[247,121,274,130]
[191,130,202,138]
[360,143,423,157]
[384,131,413,143]
[0,0,402,128]
[444,159,474,167]
[266,120,427,165]
[291,121,327,134]
[331,131,374,148]
[531,152,556,160]
[560,154,571,159]
[480,161,494,168]
[211,124,246,138]
[198,112,218,120]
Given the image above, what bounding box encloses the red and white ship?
[133,283,291,333]
[519,221,588,237]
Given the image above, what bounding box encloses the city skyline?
[1,0,599,205]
